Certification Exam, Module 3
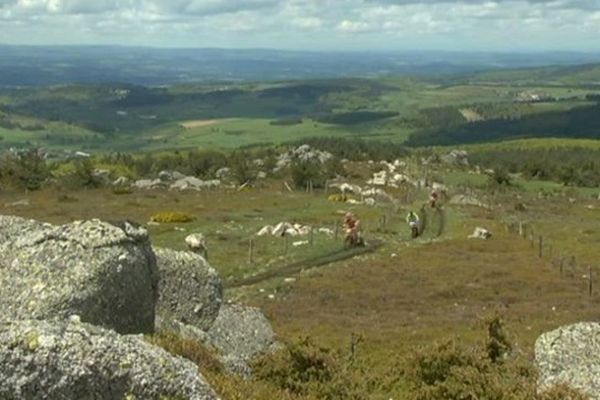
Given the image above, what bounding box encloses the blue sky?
[1,0,600,51]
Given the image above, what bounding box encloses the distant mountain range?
[2,45,600,86]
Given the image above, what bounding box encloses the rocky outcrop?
[0,218,158,334]
[275,144,333,172]
[535,322,600,398]
[154,247,223,331]
[0,319,217,400]
[441,149,469,166]
[134,172,221,192]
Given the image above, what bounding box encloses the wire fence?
[503,219,597,298]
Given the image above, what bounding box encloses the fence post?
[519,221,524,237]
[560,257,564,276]
[310,227,314,247]
[589,266,593,297]
[248,238,254,264]
[530,232,535,249]
[538,236,543,258]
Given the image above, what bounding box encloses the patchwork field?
[1,74,598,152]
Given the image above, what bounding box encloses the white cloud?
[337,19,372,33]
[0,0,600,51]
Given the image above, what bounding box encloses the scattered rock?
[441,150,469,166]
[154,248,222,332]
[0,217,158,334]
[329,182,362,194]
[318,228,334,236]
[170,177,221,192]
[215,167,231,180]
[535,322,600,399]
[112,176,130,187]
[366,170,414,188]
[468,227,492,240]
[274,145,333,172]
[260,222,312,237]
[256,171,267,180]
[185,233,208,256]
[92,169,111,185]
[134,179,165,190]
[4,199,30,208]
[0,319,217,400]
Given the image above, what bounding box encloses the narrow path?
[418,204,446,238]
[225,239,384,288]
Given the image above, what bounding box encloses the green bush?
[252,336,385,400]
[0,149,49,190]
[112,186,133,195]
[145,332,223,374]
[150,211,195,223]
[54,159,104,189]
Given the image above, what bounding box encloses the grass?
[2,159,600,398]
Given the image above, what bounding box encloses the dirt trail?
[226,239,383,288]
[418,204,446,238]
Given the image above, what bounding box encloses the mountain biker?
[343,212,363,247]
[406,211,420,238]
[430,189,439,208]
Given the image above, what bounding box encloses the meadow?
[2,155,599,398]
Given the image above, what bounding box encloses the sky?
[1,0,600,52]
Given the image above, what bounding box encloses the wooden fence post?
[538,236,543,258]
[530,232,535,249]
[248,238,254,264]
[519,221,524,238]
[560,257,564,276]
[309,227,314,247]
[589,266,593,297]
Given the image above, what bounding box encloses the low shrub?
[251,336,386,400]
[112,186,133,195]
[145,331,223,374]
[402,317,588,400]
[150,212,195,223]
[327,194,348,203]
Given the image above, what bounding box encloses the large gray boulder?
[535,322,600,398]
[154,247,223,331]
[0,215,51,245]
[207,304,276,363]
[158,303,276,377]
[0,217,158,334]
[0,319,217,400]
